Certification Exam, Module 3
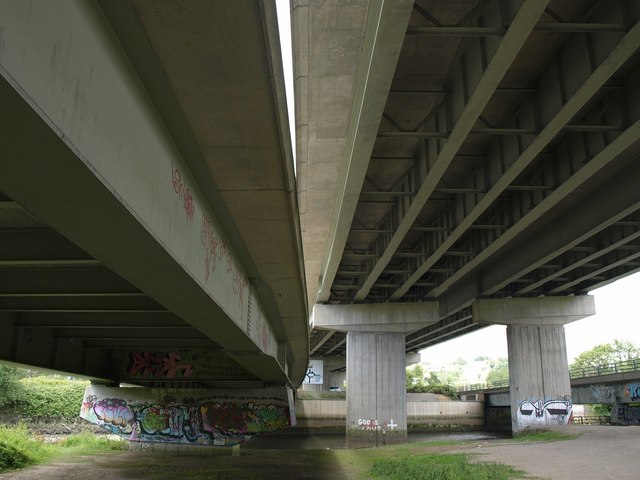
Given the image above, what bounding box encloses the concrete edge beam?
[473,295,595,326]
[312,302,439,332]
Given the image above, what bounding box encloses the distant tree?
[485,357,509,386]
[570,339,640,371]
[406,364,426,390]
[405,365,457,397]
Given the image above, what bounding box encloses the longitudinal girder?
[297,0,640,352]
[325,0,640,313]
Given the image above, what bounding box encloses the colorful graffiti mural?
[516,397,573,428]
[120,349,256,382]
[80,386,293,446]
[128,351,194,379]
[625,383,640,401]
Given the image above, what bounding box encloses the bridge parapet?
[459,358,640,394]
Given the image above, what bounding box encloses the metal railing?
[459,358,640,392]
[572,416,610,425]
[568,358,640,379]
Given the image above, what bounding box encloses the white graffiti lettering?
[357,418,397,431]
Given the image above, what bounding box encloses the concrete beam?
[425,20,640,299]
[440,160,640,316]
[293,0,369,305]
[401,6,640,301]
[0,1,289,383]
[472,296,595,326]
[316,0,414,303]
[356,0,551,301]
[313,302,438,333]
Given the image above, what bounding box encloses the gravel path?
[462,425,640,480]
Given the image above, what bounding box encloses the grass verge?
[510,430,578,443]
[0,424,126,473]
[365,453,526,480]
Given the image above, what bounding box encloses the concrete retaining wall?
[296,396,483,428]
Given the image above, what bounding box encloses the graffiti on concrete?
[589,384,617,404]
[625,383,640,401]
[612,404,640,425]
[80,386,292,446]
[200,212,248,311]
[128,351,194,379]
[120,349,255,382]
[517,397,572,427]
[171,165,195,222]
[582,382,640,404]
[93,398,134,427]
[357,418,398,432]
[167,165,276,360]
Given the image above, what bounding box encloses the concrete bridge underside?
[0,0,308,388]
[296,0,640,443]
[2,0,640,447]
[300,0,640,356]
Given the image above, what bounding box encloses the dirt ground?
[1,425,638,479]
[461,425,640,480]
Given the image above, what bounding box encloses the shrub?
[16,377,88,419]
[0,443,31,472]
[0,366,27,409]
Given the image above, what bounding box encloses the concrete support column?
[507,324,572,434]
[346,331,406,447]
[473,295,595,435]
[313,302,438,447]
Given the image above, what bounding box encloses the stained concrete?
[346,331,406,448]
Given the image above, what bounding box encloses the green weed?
[0,425,125,472]
[510,430,578,442]
[0,424,57,472]
[59,431,127,454]
[366,453,526,480]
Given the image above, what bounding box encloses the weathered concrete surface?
[473,296,595,326]
[0,0,307,384]
[313,302,438,332]
[508,324,572,434]
[346,332,406,447]
[293,0,414,305]
[475,297,594,434]
[293,0,368,304]
[573,379,640,404]
[295,396,484,429]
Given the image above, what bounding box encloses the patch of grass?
[58,431,127,454]
[365,453,526,480]
[0,424,57,472]
[510,430,578,443]
[0,425,125,472]
[409,440,466,447]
